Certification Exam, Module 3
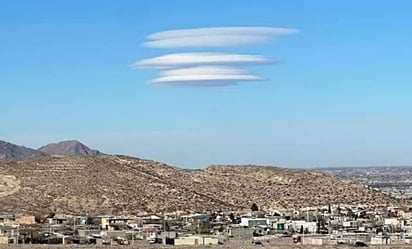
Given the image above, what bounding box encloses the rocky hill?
[0,140,48,162]
[38,140,102,156]
[0,140,103,162]
[0,155,397,216]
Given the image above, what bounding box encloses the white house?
[240,218,269,228]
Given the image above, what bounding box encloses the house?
[271,218,287,231]
[163,211,185,220]
[73,216,88,225]
[0,215,18,226]
[48,234,72,244]
[371,236,390,245]
[48,215,69,225]
[239,217,269,228]
[95,215,112,230]
[290,220,317,233]
[228,224,254,239]
[159,231,178,245]
[181,213,209,224]
[384,217,399,226]
[108,216,137,225]
[0,225,19,244]
[140,215,164,227]
[16,215,36,225]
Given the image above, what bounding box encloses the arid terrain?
[0,155,397,216]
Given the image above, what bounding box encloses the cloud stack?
[134,26,298,87]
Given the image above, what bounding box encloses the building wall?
[3,219,17,226]
[100,218,108,229]
[17,216,36,225]
[173,236,218,246]
[384,218,399,226]
[240,218,268,228]
[302,238,323,245]
[229,227,254,239]
[202,237,219,245]
[290,221,317,233]
[371,237,390,245]
[0,236,8,245]
[174,237,198,246]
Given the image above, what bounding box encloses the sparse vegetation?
[251,203,259,212]
[0,156,398,215]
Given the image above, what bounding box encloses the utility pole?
[301,224,304,245]
[73,216,76,235]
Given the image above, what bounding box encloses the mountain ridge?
[38,140,102,156]
[0,139,103,162]
[0,140,48,162]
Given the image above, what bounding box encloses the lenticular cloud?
[135,53,274,69]
[144,27,299,48]
[151,66,264,85]
[135,26,298,87]
[148,27,298,40]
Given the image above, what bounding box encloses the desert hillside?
[0,156,396,215]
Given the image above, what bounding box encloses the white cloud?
[144,27,299,48]
[160,66,250,76]
[150,66,265,87]
[148,27,298,39]
[143,35,271,48]
[135,26,299,87]
[135,53,274,68]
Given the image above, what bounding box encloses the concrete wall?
[0,236,7,245]
[174,237,198,246]
[173,236,219,246]
[229,227,254,239]
[202,237,219,245]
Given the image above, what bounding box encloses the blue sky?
[1,0,412,168]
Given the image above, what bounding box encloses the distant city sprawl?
[318,167,412,200]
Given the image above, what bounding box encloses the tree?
[347,209,354,219]
[328,203,332,214]
[47,212,56,219]
[256,212,265,218]
[86,217,96,225]
[165,221,171,231]
[337,205,341,214]
[229,213,235,223]
[251,203,259,212]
